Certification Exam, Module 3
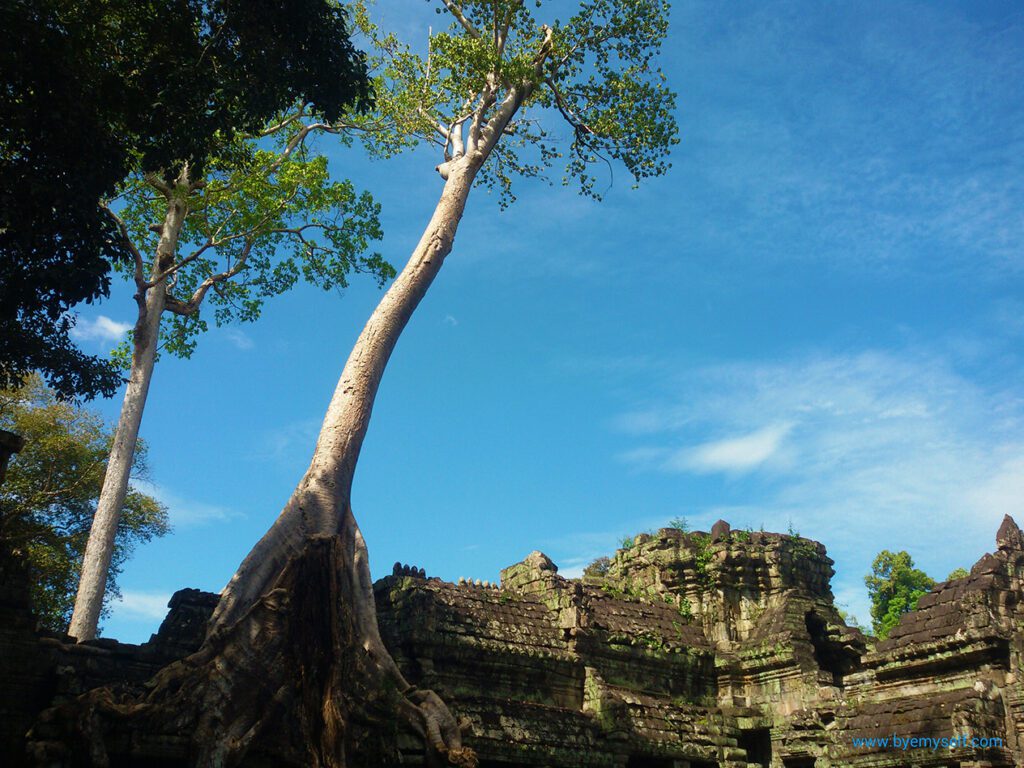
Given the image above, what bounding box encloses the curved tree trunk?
[187,154,485,765]
[68,195,187,641]
[32,157,484,768]
[211,155,479,634]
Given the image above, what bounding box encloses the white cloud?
[667,423,793,474]
[613,348,1024,627]
[443,314,459,327]
[963,455,1024,521]
[223,328,254,350]
[252,417,321,463]
[132,479,240,527]
[70,315,132,345]
[112,590,173,621]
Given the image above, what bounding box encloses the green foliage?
[349,0,678,206]
[116,132,388,360]
[946,567,969,581]
[583,556,611,578]
[787,535,818,564]
[836,605,868,634]
[865,550,936,639]
[634,630,668,653]
[0,377,169,631]
[0,0,370,401]
[619,535,634,549]
[668,516,689,533]
[677,598,693,621]
[692,533,714,588]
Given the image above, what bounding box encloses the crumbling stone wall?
[377,519,1024,768]
[4,519,1024,767]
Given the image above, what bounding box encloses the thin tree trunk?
[68,196,187,641]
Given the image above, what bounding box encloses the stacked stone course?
[375,517,1024,767]
[3,517,1023,767]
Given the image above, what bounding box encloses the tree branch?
[496,0,523,58]
[440,0,481,39]
[545,77,596,138]
[171,239,255,315]
[258,104,310,137]
[101,206,148,297]
[144,172,173,198]
[267,122,335,175]
[467,80,498,155]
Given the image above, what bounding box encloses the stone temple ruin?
[3,517,1024,767]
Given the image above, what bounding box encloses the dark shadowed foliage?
[0,0,371,400]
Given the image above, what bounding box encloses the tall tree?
[68,128,389,641]
[0,0,371,401]
[0,376,168,632]
[42,1,677,765]
[63,0,384,640]
[865,550,935,639]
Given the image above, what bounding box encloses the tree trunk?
[212,154,479,631]
[68,195,187,641]
[196,152,485,764]
[33,157,484,767]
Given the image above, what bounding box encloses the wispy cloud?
[612,348,1024,623]
[665,2,1024,278]
[112,590,172,621]
[665,422,794,474]
[70,315,132,346]
[132,479,241,527]
[251,417,321,463]
[443,314,459,327]
[223,328,254,350]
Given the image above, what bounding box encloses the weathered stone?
[996,514,1024,552]
[711,519,731,542]
[5,517,1024,767]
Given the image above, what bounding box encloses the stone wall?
[4,519,1024,767]
[376,518,1024,768]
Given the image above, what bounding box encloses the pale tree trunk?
[68,194,188,641]
[33,56,540,759]
[31,154,487,768]
[184,152,487,766]
[212,155,480,630]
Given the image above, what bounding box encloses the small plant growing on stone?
[583,556,611,578]
[619,535,635,549]
[678,598,693,621]
[692,533,715,588]
[668,516,690,533]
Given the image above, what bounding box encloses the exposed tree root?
[28,535,476,768]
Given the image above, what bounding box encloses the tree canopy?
[0,0,371,400]
[865,550,936,639]
[347,0,677,201]
[111,132,389,364]
[0,376,168,632]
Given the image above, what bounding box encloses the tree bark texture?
[68,196,187,641]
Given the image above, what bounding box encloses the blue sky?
[66,0,1023,640]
